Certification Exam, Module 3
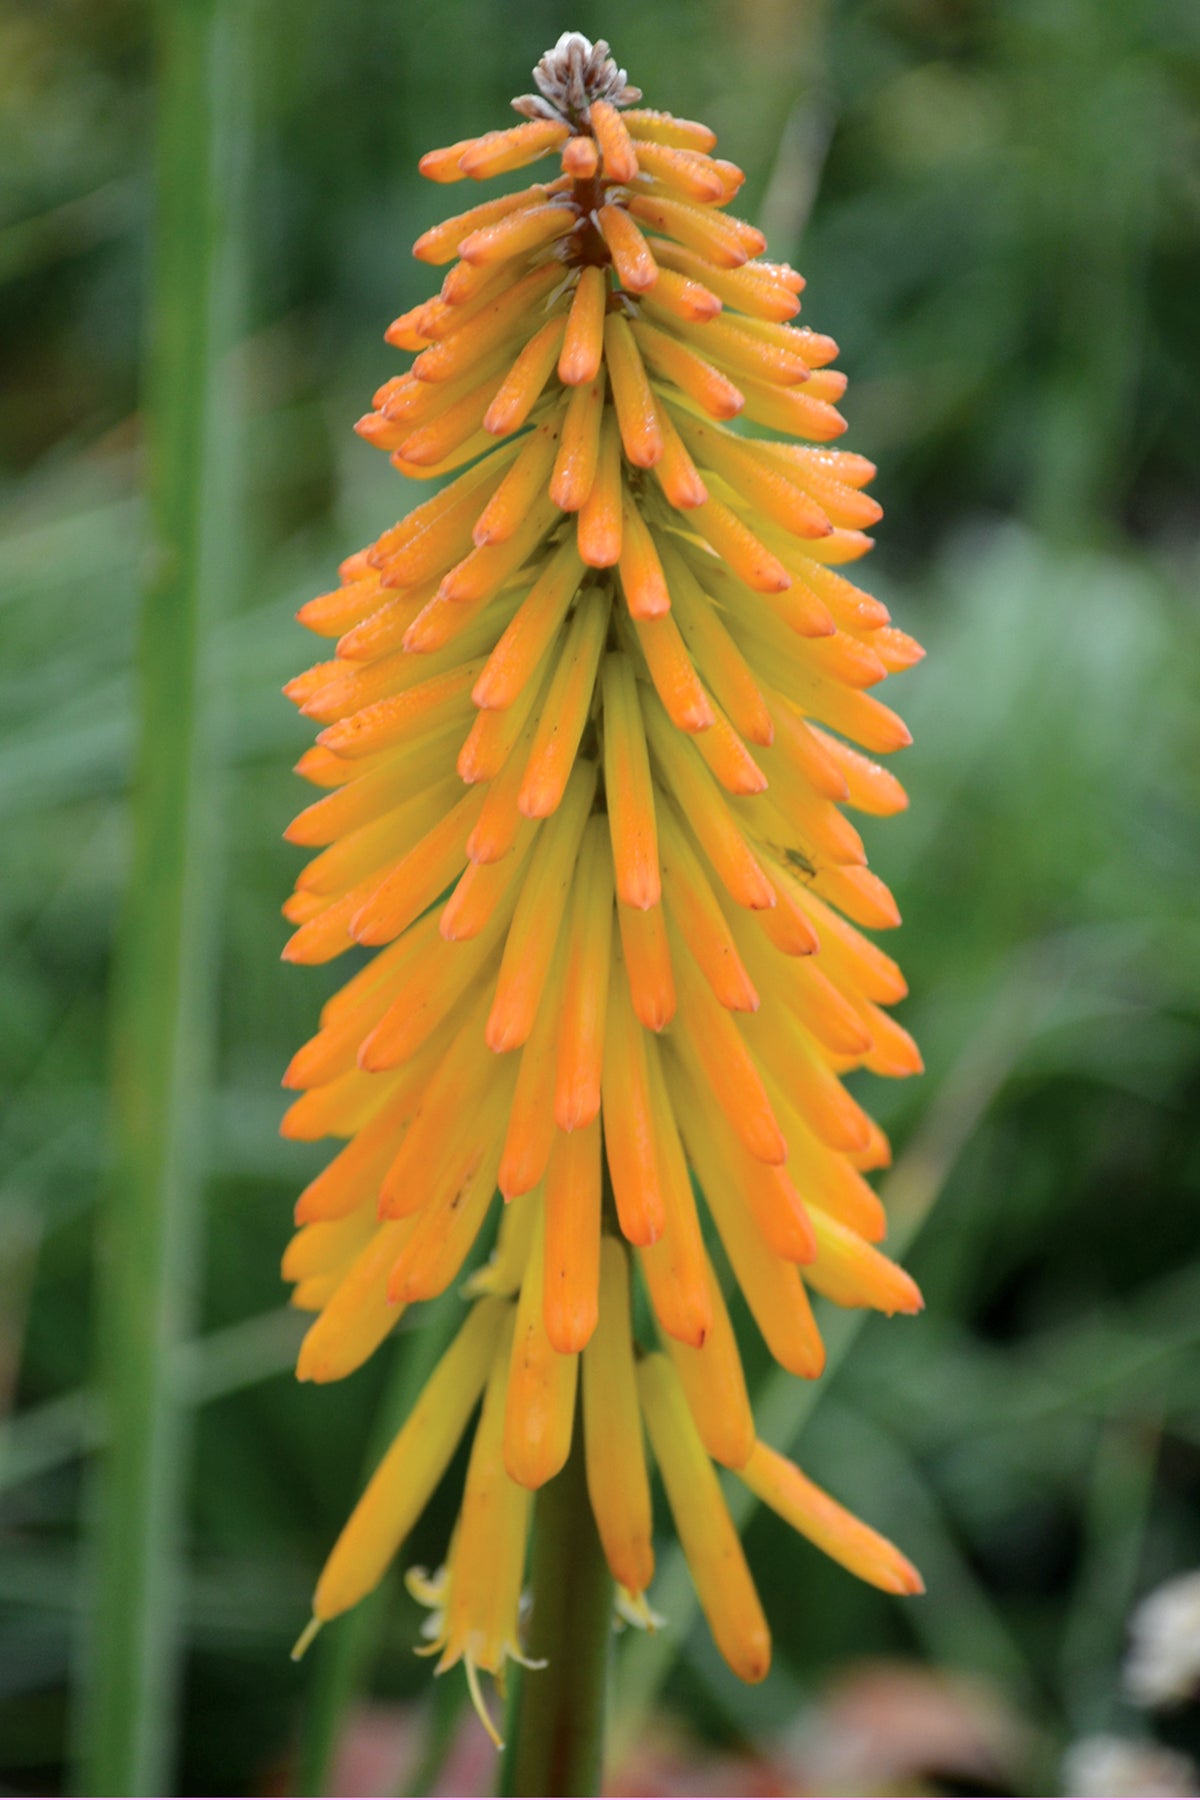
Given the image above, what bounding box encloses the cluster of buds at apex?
[513,31,642,126]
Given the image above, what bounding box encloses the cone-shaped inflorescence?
[283,32,925,1740]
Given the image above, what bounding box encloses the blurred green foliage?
[2,0,1198,1793]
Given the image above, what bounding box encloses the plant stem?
[498,1422,612,1798]
[76,0,245,1791]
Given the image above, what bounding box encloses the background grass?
[2,0,1198,1793]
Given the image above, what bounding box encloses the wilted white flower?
[1061,1732,1198,1798]
[1125,1569,1200,1709]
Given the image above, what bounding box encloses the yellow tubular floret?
[637,1038,713,1348]
[582,1239,655,1596]
[486,758,598,1051]
[498,930,568,1199]
[554,815,614,1131]
[432,1313,533,1743]
[666,1252,757,1469]
[637,1354,771,1682]
[518,587,610,817]
[306,1297,508,1624]
[543,1114,602,1352]
[504,1205,579,1487]
[740,1440,924,1595]
[602,652,661,910]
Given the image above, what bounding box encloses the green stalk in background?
[76,0,246,1791]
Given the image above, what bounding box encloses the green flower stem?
[76,0,245,1791]
[499,1419,613,1798]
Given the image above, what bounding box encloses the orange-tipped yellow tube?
[666,1254,756,1468]
[441,816,539,940]
[669,1048,825,1378]
[472,536,584,712]
[456,651,557,784]
[650,239,800,318]
[549,374,606,511]
[602,653,661,910]
[413,187,547,265]
[637,1354,771,1682]
[554,816,614,1131]
[671,942,785,1165]
[632,138,729,201]
[617,899,676,1033]
[597,203,658,293]
[629,609,714,734]
[604,313,663,468]
[637,1038,712,1348]
[358,888,514,1070]
[483,315,567,435]
[805,1206,924,1317]
[627,192,763,269]
[295,1216,418,1384]
[577,408,624,568]
[472,420,561,546]
[623,109,717,152]
[658,810,759,1013]
[589,99,639,183]
[600,945,665,1246]
[740,1441,924,1595]
[642,702,775,912]
[543,1114,602,1352]
[657,541,773,745]
[617,490,670,618]
[308,1297,508,1621]
[387,1132,505,1303]
[487,759,597,1051]
[630,318,744,421]
[457,117,570,178]
[498,931,568,1199]
[458,200,577,268]
[559,265,608,386]
[504,1205,579,1487]
[518,587,610,819]
[651,403,709,509]
[582,1238,655,1596]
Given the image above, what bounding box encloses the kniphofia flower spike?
[284,32,925,1740]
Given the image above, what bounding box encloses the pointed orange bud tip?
[291,1616,323,1662]
[418,141,475,183]
[896,1560,926,1596]
[384,308,433,351]
[486,1016,521,1056]
[554,1092,600,1135]
[897,1275,925,1315]
[563,134,599,178]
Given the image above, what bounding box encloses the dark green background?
[2,0,1198,1792]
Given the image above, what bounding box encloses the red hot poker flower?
[283,32,925,1742]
